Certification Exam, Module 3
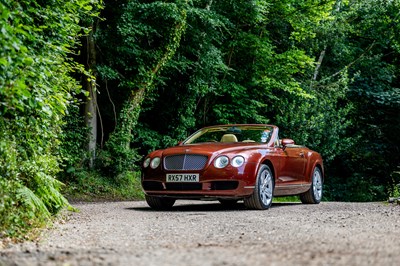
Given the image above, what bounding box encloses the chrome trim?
[275,183,310,188]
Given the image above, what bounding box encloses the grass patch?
[61,170,145,202]
[273,196,301,203]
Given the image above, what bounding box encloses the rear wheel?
[145,195,176,210]
[300,167,323,204]
[244,164,274,210]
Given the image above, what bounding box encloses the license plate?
[166,174,199,182]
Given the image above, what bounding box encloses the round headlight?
[150,157,161,169]
[143,158,151,168]
[214,156,229,168]
[231,156,245,167]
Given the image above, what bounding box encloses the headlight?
[143,158,151,168]
[231,156,245,167]
[214,156,229,168]
[150,157,161,169]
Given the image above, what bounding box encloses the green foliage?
[325,174,386,202]
[0,0,100,238]
[273,196,301,203]
[62,170,144,201]
[136,0,342,153]
[59,106,90,174]
[388,171,400,198]
[17,186,51,220]
[309,0,400,201]
[94,0,188,175]
[276,72,353,162]
[94,100,138,176]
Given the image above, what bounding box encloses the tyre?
[300,167,323,204]
[244,164,274,210]
[145,195,176,210]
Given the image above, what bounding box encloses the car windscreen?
[184,126,273,144]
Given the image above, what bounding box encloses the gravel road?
[1,200,399,266]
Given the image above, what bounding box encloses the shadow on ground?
[126,201,301,212]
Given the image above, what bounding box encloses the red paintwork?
[141,124,324,200]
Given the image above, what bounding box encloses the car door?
[278,146,307,184]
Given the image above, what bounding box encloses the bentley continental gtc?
[141,124,324,210]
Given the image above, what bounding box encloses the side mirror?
[177,141,183,146]
[281,138,295,149]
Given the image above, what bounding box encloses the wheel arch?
[314,163,324,183]
[260,159,276,181]
[307,151,324,183]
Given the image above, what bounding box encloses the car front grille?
[164,154,208,170]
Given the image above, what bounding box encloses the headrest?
[220,134,238,142]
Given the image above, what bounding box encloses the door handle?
[299,152,304,157]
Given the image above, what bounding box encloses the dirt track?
[1,201,399,266]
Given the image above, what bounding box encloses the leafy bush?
[62,170,144,201]
[0,0,100,238]
[324,174,386,202]
[388,171,400,199]
[59,106,90,176]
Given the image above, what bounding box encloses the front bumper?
[142,163,257,199]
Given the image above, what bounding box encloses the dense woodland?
[1,0,399,237]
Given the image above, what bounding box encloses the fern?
[17,186,51,219]
[36,184,70,214]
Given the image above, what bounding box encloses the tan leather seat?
[220,134,238,142]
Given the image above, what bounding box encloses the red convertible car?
[141,124,324,210]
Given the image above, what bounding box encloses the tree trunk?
[84,28,97,169]
[313,45,327,81]
[310,45,327,90]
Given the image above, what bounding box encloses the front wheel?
[145,195,176,210]
[244,164,274,210]
[300,167,323,204]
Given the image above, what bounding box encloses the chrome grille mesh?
[164,154,208,170]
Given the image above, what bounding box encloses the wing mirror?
[281,139,295,150]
